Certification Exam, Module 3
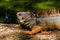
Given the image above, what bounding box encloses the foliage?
[0,0,60,23]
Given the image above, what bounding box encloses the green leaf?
[33,1,55,10]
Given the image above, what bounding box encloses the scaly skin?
[16,10,60,35]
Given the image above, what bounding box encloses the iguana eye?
[19,14,21,16]
[22,17,24,19]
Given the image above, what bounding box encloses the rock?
[0,23,60,40]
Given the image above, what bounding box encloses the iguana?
[16,9,60,35]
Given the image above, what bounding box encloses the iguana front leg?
[21,26,42,35]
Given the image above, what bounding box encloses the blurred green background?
[0,0,60,24]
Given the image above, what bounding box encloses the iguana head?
[16,12,33,30]
[16,12,31,24]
